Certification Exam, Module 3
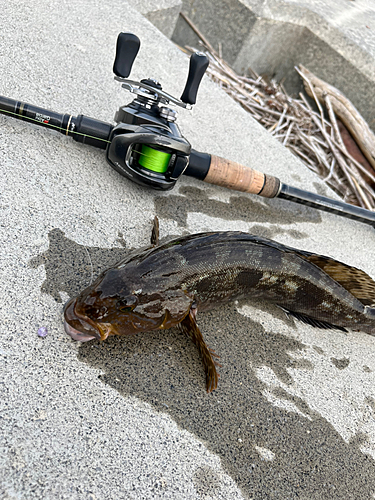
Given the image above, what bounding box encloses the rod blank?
[278,184,375,227]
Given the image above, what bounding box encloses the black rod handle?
[0,95,113,150]
[0,95,69,131]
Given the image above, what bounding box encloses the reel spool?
[136,144,172,173]
[106,124,191,190]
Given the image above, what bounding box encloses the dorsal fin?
[151,216,159,246]
[303,254,375,306]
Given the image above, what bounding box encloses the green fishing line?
[138,145,171,173]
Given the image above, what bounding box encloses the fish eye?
[116,296,137,313]
[119,306,134,313]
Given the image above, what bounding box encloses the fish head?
[64,291,141,342]
[64,268,193,341]
[64,296,101,341]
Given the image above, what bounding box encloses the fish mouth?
[63,298,100,342]
[64,320,96,342]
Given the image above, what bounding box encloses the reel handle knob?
[181,52,209,105]
[113,32,140,78]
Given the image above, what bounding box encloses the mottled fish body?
[64,231,375,391]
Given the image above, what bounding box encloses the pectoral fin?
[278,306,347,332]
[178,310,221,393]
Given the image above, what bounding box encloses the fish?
[64,227,375,392]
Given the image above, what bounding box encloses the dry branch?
[298,65,375,170]
[179,13,375,210]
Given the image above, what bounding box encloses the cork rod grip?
[203,155,281,198]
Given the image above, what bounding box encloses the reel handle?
[185,151,281,198]
[113,33,140,78]
[181,52,209,105]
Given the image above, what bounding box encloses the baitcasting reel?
[0,32,209,192]
[107,32,208,190]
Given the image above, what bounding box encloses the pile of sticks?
[181,14,375,210]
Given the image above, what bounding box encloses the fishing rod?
[1,32,375,228]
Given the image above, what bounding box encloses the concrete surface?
[173,0,375,130]
[132,0,182,38]
[1,1,375,499]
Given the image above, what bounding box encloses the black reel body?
[107,122,190,190]
[106,34,208,190]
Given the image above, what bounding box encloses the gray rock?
[173,0,375,130]
[133,0,182,38]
